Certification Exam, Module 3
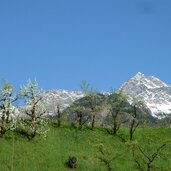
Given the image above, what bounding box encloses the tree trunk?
[78,113,83,130]
[0,126,6,137]
[130,105,137,141]
[130,119,135,141]
[57,107,61,127]
[91,115,95,130]
[113,124,117,135]
[0,114,6,137]
[113,115,118,136]
[30,130,36,139]
[130,126,133,141]
[147,163,151,171]
[30,117,36,140]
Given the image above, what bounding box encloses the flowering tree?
[0,80,18,137]
[19,79,49,140]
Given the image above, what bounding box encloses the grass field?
[0,123,171,171]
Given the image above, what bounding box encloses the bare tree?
[129,100,144,141]
[131,141,169,171]
[98,145,113,171]
[97,145,123,171]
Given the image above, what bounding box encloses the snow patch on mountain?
[43,72,171,119]
[121,72,171,118]
[44,90,84,115]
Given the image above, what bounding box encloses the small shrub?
[66,156,78,169]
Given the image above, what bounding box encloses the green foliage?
[69,102,89,130]
[80,81,105,130]
[69,81,105,130]
[126,128,171,171]
[106,90,129,135]
[97,144,126,171]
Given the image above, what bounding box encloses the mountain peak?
[136,71,144,75]
[121,73,171,118]
[42,72,171,119]
[133,72,145,80]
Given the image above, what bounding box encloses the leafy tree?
[107,90,128,136]
[19,79,48,140]
[0,80,18,137]
[80,80,103,130]
[69,102,89,130]
[84,91,103,130]
[44,94,64,127]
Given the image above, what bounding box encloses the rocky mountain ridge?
[120,72,171,118]
[44,72,171,119]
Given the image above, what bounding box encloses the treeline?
[0,79,169,141]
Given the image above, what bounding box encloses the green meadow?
[0,123,170,171]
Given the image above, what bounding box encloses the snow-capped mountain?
[44,72,171,119]
[44,90,109,114]
[44,90,84,114]
[120,72,171,118]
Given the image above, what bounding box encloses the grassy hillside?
[0,123,171,171]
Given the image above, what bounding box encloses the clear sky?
[0,0,171,91]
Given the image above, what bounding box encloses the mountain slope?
[120,72,171,118]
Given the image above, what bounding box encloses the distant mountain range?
[44,72,171,119]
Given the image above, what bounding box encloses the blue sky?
[0,0,171,91]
